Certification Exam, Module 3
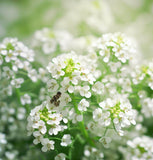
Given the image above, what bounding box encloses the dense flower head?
[46,52,100,102]
[33,28,73,54]
[47,51,99,82]
[27,101,67,152]
[91,32,138,68]
[131,60,153,90]
[0,37,38,88]
[2,1,153,159]
[121,136,153,160]
[92,96,136,136]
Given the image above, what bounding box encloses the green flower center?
[39,107,50,122]
[64,58,76,76]
[110,102,122,118]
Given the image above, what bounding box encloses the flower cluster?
[92,96,136,136]
[140,98,153,118]
[121,136,153,160]
[27,101,68,152]
[91,32,138,70]
[131,60,153,90]
[82,145,104,160]
[0,37,37,91]
[1,28,152,160]
[33,28,73,54]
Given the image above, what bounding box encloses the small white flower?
[60,93,71,107]
[28,69,38,82]
[93,108,103,122]
[47,79,59,92]
[99,137,112,148]
[32,120,47,134]
[41,138,55,152]
[54,153,66,160]
[79,85,91,98]
[61,134,72,146]
[92,81,104,94]
[0,133,7,144]
[78,99,89,112]
[11,78,24,88]
[33,131,43,144]
[20,94,31,105]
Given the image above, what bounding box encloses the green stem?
[49,137,61,141]
[68,139,75,160]
[71,93,95,147]
[16,88,21,104]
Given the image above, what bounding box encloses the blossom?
[141,98,153,118]
[78,85,91,98]
[41,138,55,152]
[27,102,67,151]
[99,137,112,148]
[95,96,137,136]
[78,99,89,112]
[47,79,59,93]
[92,81,104,94]
[10,78,24,88]
[121,136,153,160]
[83,145,104,160]
[33,28,73,54]
[60,134,72,146]
[55,153,66,160]
[20,94,31,105]
[91,32,137,66]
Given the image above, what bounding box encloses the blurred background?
[0,0,153,59]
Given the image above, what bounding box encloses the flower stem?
[71,93,95,147]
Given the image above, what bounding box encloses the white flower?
[41,138,55,152]
[124,136,153,160]
[32,120,47,134]
[2,86,12,96]
[92,81,104,94]
[47,113,62,125]
[61,134,72,146]
[17,107,26,120]
[141,98,153,118]
[33,131,43,144]
[99,137,112,148]
[47,79,59,92]
[2,66,14,79]
[0,55,3,65]
[38,68,48,82]
[93,108,103,122]
[79,85,91,98]
[60,93,72,107]
[0,133,7,144]
[61,77,74,93]
[97,97,136,135]
[92,32,137,65]
[83,145,104,160]
[20,94,31,105]
[11,78,24,88]
[55,153,66,160]
[12,59,24,71]
[69,108,83,123]
[78,99,89,112]
[108,62,121,72]
[28,69,38,82]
